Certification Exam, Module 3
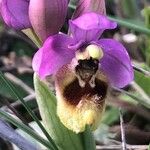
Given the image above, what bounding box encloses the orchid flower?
[0,0,134,142]
[32,12,134,133]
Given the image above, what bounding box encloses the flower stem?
[81,125,96,150]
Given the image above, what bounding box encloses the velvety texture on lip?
[63,78,108,106]
[32,12,133,88]
[0,0,31,29]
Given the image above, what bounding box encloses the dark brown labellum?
[55,59,109,133]
[62,58,108,106]
[64,78,108,106]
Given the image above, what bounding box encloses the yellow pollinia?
[55,64,108,133]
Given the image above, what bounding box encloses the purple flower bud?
[0,0,31,29]
[29,0,69,41]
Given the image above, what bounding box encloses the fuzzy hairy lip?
[55,64,109,133]
[55,63,109,107]
[63,78,108,106]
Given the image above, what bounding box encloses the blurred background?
[0,0,150,150]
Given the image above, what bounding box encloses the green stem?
[31,28,42,47]
[81,126,96,150]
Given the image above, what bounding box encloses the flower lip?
[56,63,108,133]
[63,78,108,106]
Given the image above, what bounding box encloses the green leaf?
[0,110,52,149]
[34,74,84,150]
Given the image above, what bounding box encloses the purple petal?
[73,0,106,19]
[29,0,68,41]
[0,0,31,29]
[69,12,117,43]
[96,39,134,88]
[32,34,75,78]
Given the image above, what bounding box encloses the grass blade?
[133,65,150,76]
[114,87,150,109]
[0,71,58,150]
[108,16,150,35]
[0,109,52,149]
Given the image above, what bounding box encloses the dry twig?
[119,108,127,150]
[96,145,148,150]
